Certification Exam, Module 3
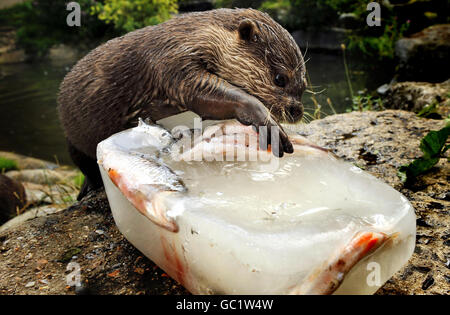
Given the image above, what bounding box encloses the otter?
[0,174,26,225]
[58,8,307,200]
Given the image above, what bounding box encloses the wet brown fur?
[58,9,306,197]
[58,8,306,158]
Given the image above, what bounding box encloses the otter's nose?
[286,104,303,123]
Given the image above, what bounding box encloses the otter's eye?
[274,74,287,88]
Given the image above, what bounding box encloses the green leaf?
[398,156,440,183]
[417,102,439,118]
[398,124,449,183]
[419,126,450,159]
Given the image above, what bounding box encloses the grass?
[0,157,18,172]
[72,172,85,190]
[301,42,385,123]
[341,44,354,100]
[347,93,385,113]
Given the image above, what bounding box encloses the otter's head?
[209,11,306,123]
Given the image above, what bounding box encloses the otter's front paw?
[257,119,293,157]
[236,111,293,157]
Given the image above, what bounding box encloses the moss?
[0,157,18,172]
[58,247,81,263]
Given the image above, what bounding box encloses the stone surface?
[22,182,78,206]
[295,110,449,295]
[0,0,26,10]
[0,190,187,295]
[0,110,448,295]
[22,182,53,205]
[0,151,80,225]
[0,28,26,64]
[0,151,58,170]
[0,204,67,235]
[395,24,450,82]
[47,44,81,63]
[5,169,78,185]
[382,80,450,117]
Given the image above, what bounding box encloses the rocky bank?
[0,151,80,227]
[0,110,448,295]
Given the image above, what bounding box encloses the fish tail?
[107,169,179,232]
[291,231,393,295]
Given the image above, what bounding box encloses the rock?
[395,24,450,82]
[22,182,53,205]
[24,281,35,288]
[382,80,450,117]
[0,190,187,295]
[0,152,79,223]
[0,28,26,64]
[376,84,391,96]
[0,151,58,170]
[47,44,81,64]
[294,110,449,295]
[0,49,26,64]
[0,110,448,295]
[21,181,78,206]
[4,169,78,185]
[0,0,27,10]
[0,204,65,234]
[0,174,26,225]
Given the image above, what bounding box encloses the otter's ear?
[238,19,257,41]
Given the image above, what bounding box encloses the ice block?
[97,120,416,295]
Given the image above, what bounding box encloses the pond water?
[0,51,392,165]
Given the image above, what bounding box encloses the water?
[302,52,393,117]
[0,51,392,165]
[0,58,75,164]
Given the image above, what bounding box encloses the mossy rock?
[0,157,18,172]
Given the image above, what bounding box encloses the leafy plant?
[258,0,411,59]
[417,97,448,119]
[398,123,449,183]
[347,18,410,60]
[91,0,178,33]
[259,0,293,28]
[347,94,384,112]
[0,0,111,57]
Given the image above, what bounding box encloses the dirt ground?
[0,110,448,295]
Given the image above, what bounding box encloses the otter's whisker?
[265,104,274,125]
[305,88,326,95]
[295,45,308,73]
